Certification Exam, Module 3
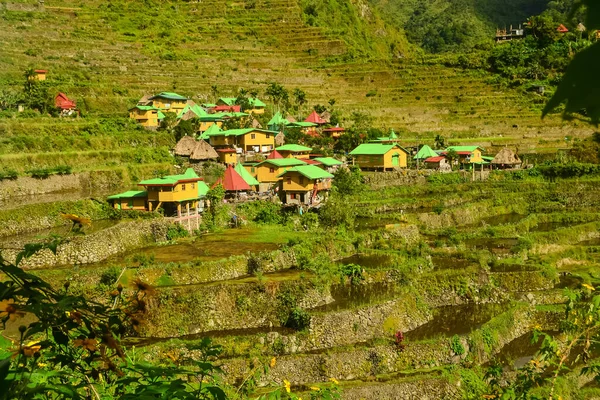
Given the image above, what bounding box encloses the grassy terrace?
[0,0,594,179]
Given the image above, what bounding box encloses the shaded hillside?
[369,0,550,52]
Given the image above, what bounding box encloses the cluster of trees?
[0,68,55,116]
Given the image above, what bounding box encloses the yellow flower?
[0,299,24,322]
[310,386,321,391]
[283,379,291,393]
[329,377,339,385]
[270,357,276,368]
[582,283,595,291]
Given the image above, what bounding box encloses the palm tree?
[434,135,446,149]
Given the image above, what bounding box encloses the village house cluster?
[108,90,523,225]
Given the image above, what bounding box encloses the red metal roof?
[266,150,283,159]
[557,24,569,33]
[303,159,322,165]
[34,69,47,73]
[217,148,237,153]
[213,105,241,113]
[323,127,345,132]
[55,93,76,110]
[304,110,327,125]
[212,165,250,191]
[425,156,445,163]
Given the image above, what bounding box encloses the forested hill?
[367,0,550,52]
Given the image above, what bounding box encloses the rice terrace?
[1,0,600,399]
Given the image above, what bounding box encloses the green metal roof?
[157,111,166,120]
[235,163,259,186]
[275,144,312,152]
[277,165,334,180]
[198,181,210,197]
[202,123,222,139]
[267,111,289,127]
[130,105,160,111]
[221,112,250,118]
[207,128,279,137]
[349,143,408,156]
[257,158,307,168]
[138,168,200,186]
[202,103,217,108]
[314,157,343,166]
[178,104,209,119]
[287,121,318,127]
[482,156,495,161]
[445,146,484,153]
[389,129,398,139]
[150,92,188,101]
[107,190,147,200]
[248,98,266,107]
[218,97,237,106]
[414,145,438,160]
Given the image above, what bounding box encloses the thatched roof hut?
[190,140,219,162]
[251,118,263,129]
[275,132,285,147]
[491,147,521,167]
[137,95,152,106]
[174,136,198,157]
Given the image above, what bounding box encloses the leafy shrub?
[427,173,466,185]
[99,266,121,286]
[253,202,283,224]
[340,263,364,285]
[450,334,465,355]
[285,307,311,330]
[0,169,18,180]
[166,223,189,241]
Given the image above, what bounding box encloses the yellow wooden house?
[275,144,312,159]
[148,92,188,114]
[443,146,484,165]
[33,69,47,81]
[277,165,334,205]
[349,143,409,171]
[254,158,307,183]
[206,128,277,154]
[106,190,148,211]
[217,148,238,164]
[128,106,165,128]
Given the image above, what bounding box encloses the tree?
[23,68,51,114]
[174,119,194,141]
[264,82,289,112]
[445,148,459,169]
[205,184,225,229]
[332,165,364,195]
[434,135,446,149]
[0,89,21,111]
[160,112,178,133]
[292,88,307,115]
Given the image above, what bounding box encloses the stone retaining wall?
[0,219,171,268]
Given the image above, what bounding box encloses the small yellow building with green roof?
[349,143,409,170]
[108,169,208,228]
[148,92,188,113]
[277,165,334,205]
[254,158,307,184]
[206,128,276,154]
[275,144,312,159]
[128,105,165,128]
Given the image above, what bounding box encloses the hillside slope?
[0,0,593,177]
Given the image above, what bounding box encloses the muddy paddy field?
[2,174,600,398]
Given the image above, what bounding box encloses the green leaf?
[543,42,600,126]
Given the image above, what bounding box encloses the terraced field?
[4,173,598,398]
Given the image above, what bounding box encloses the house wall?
[209,135,237,147]
[471,149,483,163]
[145,182,200,203]
[218,152,237,164]
[129,109,159,127]
[240,131,275,152]
[199,121,222,132]
[355,149,408,170]
[383,150,408,168]
[255,164,282,183]
[151,98,187,112]
[244,164,258,177]
[281,171,315,192]
[35,73,46,81]
[284,191,311,205]
[114,197,147,211]
[248,107,265,115]
[279,150,310,159]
